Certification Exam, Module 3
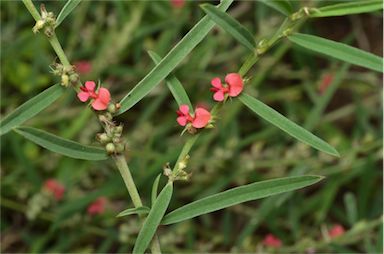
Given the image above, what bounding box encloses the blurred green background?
[1,1,382,253]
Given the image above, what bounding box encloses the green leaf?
[0,84,65,136]
[311,0,382,17]
[147,51,193,110]
[151,174,161,206]
[259,0,293,16]
[288,33,383,73]
[162,175,323,225]
[239,93,339,156]
[117,0,233,115]
[117,206,150,218]
[14,127,107,160]
[200,4,255,51]
[55,0,82,28]
[133,182,173,254]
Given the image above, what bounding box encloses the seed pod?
[107,104,117,114]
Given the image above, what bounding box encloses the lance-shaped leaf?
[288,33,383,73]
[201,3,255,51]
[162,175,323,225]
[133,182,173,254]
[148,51,193,110]
[239,93,339,156]
[55,0,82,28]
[0,84,65,136]
[310,0,382,18]
[117,206,150,218]
[117,0,233,115]
[14,127,107,160]
[259,0,293,16]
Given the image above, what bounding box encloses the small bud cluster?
[96,103,125,155]
[51,63,79,87]
[32,4,56,37]
[163,155,191,182]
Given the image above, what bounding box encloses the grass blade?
[259,0,293,16]
[162,175,323,225]
[288,33,383,73]
[147,51,193,110]
[117,0,233,115]
[55,0,82,28]
[14,127,107,160]
[239,93,339,156]
[311,0,382,17]
[116,206,150,218]
[0,84,65,136]
[133,182,173,254]
[201,3,255,51]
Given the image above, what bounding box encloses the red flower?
[262,234,282,248]
[74,61,92,75]
[211,73,243,102]
[329,224,345,238]
[319,73,333,94]
[170,0,185,8]
[77,81,111,110]
[87,197,107,216]
[43,179,65,201]
[176,104,211,128]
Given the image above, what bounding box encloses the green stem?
[172,134,200,173]
[21,0,41,21]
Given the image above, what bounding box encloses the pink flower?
[74,61,92,75]
[319,73,333,94]
[43,179,65,201]
[170,0,185,8]
[329,224,345,238]
[87,197,107,216]
[77,81,111,110]
[262,234,282,248]
[176,104,211,128]
[211,73,243,102]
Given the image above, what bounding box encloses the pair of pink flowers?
[176,73,244,129]
[77,81,111,110]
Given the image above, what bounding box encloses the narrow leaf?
[311,0,382,17]
[14,127,107,160]
[162,175,323,225]
[148,51,193,110]
[133,182,173,254]
[259,0,293,16]
[151,174,161,206]
[55,0,82,28]
[117,0,233,115]
[288,33,383,73]
[239,93,339,156]
[117,206,150,218]
[0,84,65,136]
[201,4,255,51]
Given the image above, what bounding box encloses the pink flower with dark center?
[210,73,243,101]
[43,179,65,201]
[329,224,345,238]
[77,81,111,110]
[262,234,282,248]
[87,197,107,216]
[176,104,211,128]
[74,61,92,75]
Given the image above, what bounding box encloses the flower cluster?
[176,72,244,131]
[77,81,111,111]
[87,197,108,216]
[43,179,65,201]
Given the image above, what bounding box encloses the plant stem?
[21,0,41,21]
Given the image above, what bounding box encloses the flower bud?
[107,103,117,114]
[69,73,79,84]
[112,137,120,144]
[33,20,45,33]
[105,143,115,155]
[114,125,123,135]
[61,74,69,87]
[97,133,110,144]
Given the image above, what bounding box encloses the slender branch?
[21,0,41,21]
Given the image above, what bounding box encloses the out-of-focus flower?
[319,73,333,94]
[77,81,111,110]
[176,104,211,128]
[329,224,345,238]
[262,233,282,248]
[211,73,243,101]
[74,61,92,75]
[170,0,185,9]
[87,197,108,215]
[43,179,65,201]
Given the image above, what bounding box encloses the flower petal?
[213,90,225,102]
[177,116,188,126]
[97,87,111,105]
[225,73,243,97]
[192,107,211,128]
[92,98,108,110]
[77,91,90,102]
[85,81,96,91]
[211,77,223,88]
[179,104,190,115]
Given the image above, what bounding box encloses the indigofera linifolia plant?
[1,0,382,253]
